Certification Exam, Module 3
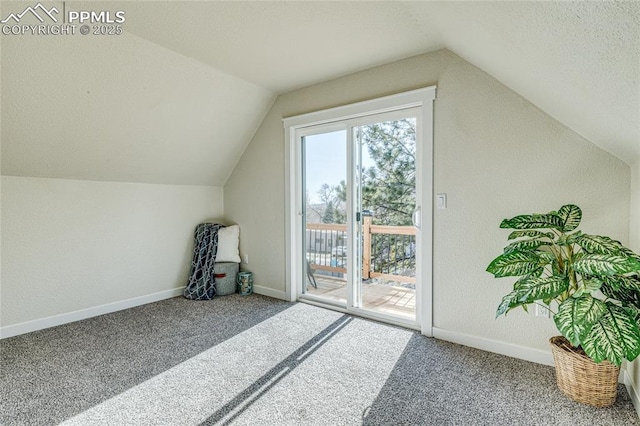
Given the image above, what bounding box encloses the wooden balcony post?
[362,215,372,279]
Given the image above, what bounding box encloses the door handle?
[412,206,421,229]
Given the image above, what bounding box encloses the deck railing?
[306,216,416,284]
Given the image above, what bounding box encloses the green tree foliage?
[360,119,416,226]
[314,119,418,278]
[317,183,345,224]
[359,119,416,276]
[320,119,417,225]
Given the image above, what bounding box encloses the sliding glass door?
[299,110,420,326]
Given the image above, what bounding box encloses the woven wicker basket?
[549,336,620,407]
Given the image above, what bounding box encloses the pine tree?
[359,118,416,226]
[359,118,416,277]
[314,119,417,278]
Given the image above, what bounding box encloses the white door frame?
[283,86,436,336]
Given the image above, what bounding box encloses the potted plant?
[486,204,640,407]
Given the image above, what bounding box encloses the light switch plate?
[436,193,447,209]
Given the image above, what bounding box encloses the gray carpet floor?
[1,294,638,425]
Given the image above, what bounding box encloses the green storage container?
[214,262,239,296]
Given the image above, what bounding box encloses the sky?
[304,129,375,204]
[304,117,419,208]
[304,130,346,204]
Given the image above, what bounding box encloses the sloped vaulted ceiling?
[0,1,276,186]
[418,1,640,163]
[2,1,638,187]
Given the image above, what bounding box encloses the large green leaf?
[577,234,625,255]
[533,249,560,274]
[557,204,582,232]
[500,214,563,230]
[486,251,542,278]
[573,254,640,276]
[496,289,527,317]
[572,278,603,298]
[601,285,640,310]
[507,230,555,240]
[516,276,569,303]
[536,250,557,265]
[621,246,640,263]
[558,231,582,246]
[554,296,606,347]
[581,303,640,365]
[601,274,640,310]
[529,267,545,278]
[495,275,536,317]
[503,239,550,254]
[601,275,640,291]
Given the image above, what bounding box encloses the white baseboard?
[0,287,184,339]
[432,327,555,367]
[252,285,286,300]
[624,369,640,419]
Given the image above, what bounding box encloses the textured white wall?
[631,160,640,254]
[431,52,629,351]
[1,29,274,186]
[224,49,630,353]
[628,160,640,402]
[0,177,223,327]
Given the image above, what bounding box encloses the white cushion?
[217,225,241,263]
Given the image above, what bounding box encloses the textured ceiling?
[121,0,640,163]
[418,1,640,164]
[121,1,640,162]
[120,1,445,93]
[2,1,638,186]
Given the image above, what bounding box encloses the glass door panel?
[301,130,348,306]
[354,117,417,321]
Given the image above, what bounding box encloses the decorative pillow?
[216,225,241,263]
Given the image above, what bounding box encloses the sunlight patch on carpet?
[59,303,413,425]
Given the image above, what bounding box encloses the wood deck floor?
[305,274,415,320]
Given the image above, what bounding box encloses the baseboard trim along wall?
[432,328,636,387]
[0,287,185,339]
[624,369,640,419]
[252,285,286,300]
[1,284,285,339]
[432,327,555,367]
